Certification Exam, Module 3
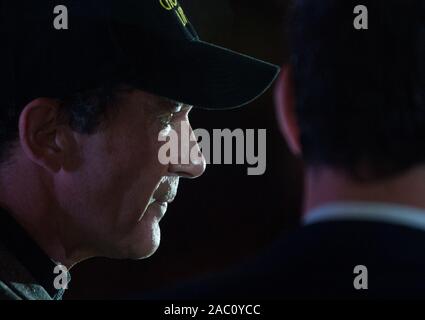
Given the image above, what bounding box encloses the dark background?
[65,0,303,299]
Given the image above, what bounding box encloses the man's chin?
[106,206,164,260]
[127,216,162,260]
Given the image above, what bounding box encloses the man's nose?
[168,123,206,179]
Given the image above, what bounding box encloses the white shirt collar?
[304,202,425,233]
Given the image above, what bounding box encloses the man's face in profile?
[0,1,279,274]
[55,89,206,260]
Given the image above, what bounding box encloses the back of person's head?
[289,0,425,180]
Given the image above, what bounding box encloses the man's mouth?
[148,176,179,214]
[148,195,175,206]
[148,199,170,220]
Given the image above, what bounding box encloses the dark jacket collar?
[0,207,66,299]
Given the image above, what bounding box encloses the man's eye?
[159,113,174,129]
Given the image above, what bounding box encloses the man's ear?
[18,98,72,173]
[274,65,302,156]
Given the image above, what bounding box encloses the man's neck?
[304,166,425,217]
[0,160,89,269]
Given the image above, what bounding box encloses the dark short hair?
[0,85,124,164]
[290,0,425,180]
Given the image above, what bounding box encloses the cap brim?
[133,40,280,110]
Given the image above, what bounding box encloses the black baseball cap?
[1,0,280,110]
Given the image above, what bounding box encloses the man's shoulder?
[148,220,425,299]
[264,220,425,273]
[282,219,425,257]
[242,220,425,298]
[0,243,52,300]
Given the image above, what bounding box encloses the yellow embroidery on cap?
[159,0,188,26]
[176,6,188,26]
[159,0,178,11]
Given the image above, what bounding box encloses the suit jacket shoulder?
[147,220,425,299]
